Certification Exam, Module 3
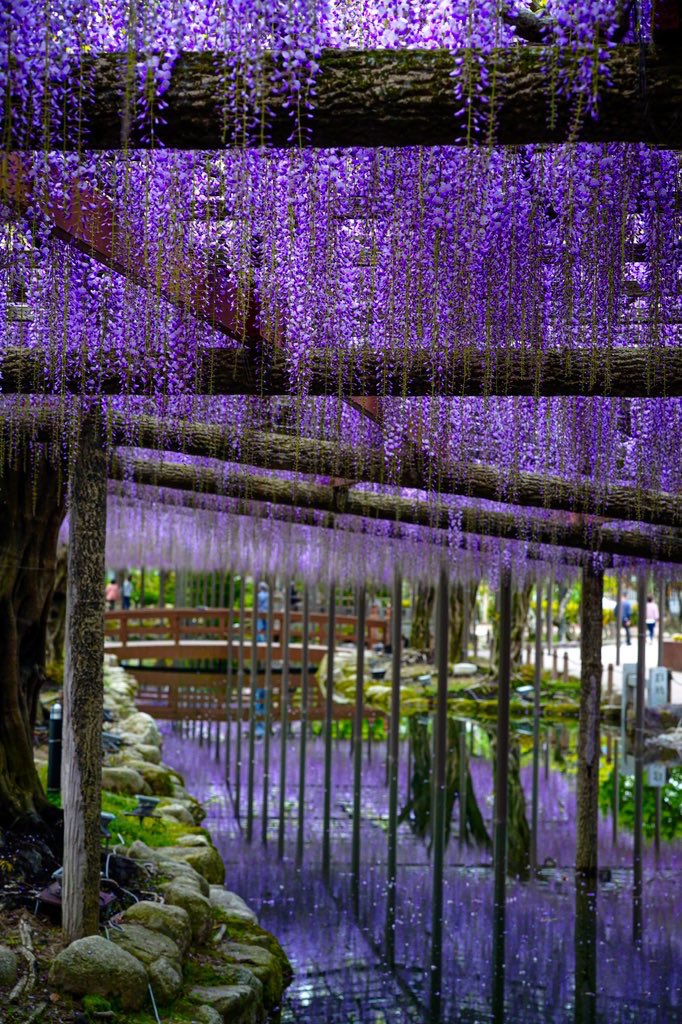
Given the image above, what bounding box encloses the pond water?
[161,722,681,1024]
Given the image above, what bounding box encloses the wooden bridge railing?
[104,606,388,650]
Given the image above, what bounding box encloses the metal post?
[531,579,542,873]
[262,575,274,845]
[654,788,661,863]
[351,584,366,914]
[246,584,258,842]
[429,567,449,1023]
[225,574,235,785]
[492,569,512,1024]
[612,740,619,845]
[278,582,292,860]
[296,582,310,866]
[385,568,402,967]
[633,573,647,945]
[657,580,665,666]
[546,569,554,656]
[322,582,336,882]
[458,723,467,848]
[235,581,245,820]
[47,702,63,794]
[615,575,622,667]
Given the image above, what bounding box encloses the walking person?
[621,596,632,646]
[646,594,660,644]
[122,574,134,610]
[105,576,121,611]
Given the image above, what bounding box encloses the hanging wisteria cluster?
[2,1,681,583]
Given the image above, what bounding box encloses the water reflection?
[161,720,680,1023]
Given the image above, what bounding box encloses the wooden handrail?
[104,606,388,648]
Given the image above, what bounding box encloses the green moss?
[216,919,293,987]
[83,994,112,1017]
[34,763,205,846]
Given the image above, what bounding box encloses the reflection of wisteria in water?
[161,721,681,1023]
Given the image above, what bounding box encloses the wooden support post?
[633,573,647,945]
[295,582,310,866]
[492,568,512,1024]
[277,583,291,860]
[575,565,604,877]
[351,584,366,914]
[531,580,542,874]
[552,650,558,679]
[607,664,614,700]
[574,565,603,1024]
[62,414,107,943]
[429,566,448,1024]
[225,574,235,785]
[563,651,570,683]
[262,576,274,845]
[322,582,336,882]
[385,568,402,968]
[462,580,469,661]
[546,570,554,656]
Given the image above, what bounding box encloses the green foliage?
[599,767,682,840]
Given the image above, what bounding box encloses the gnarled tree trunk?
[410,582,434,651]
[0,458,65,831]
[489,582,533,674]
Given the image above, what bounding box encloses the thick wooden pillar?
[575,565,604,875]
[574,564,603,1024]
[62,414,107,942]
[351,584,366,914]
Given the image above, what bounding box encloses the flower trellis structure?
[1,0,682,944]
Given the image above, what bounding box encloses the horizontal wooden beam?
[3,345,681,397]
[6,46,682,149]
[119,418,681,531]
[110,456,682,563]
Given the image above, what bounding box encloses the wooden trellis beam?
[3,345,681,398]
[116,419,682,530]
[110,456,682,563]
[5,46,682,150]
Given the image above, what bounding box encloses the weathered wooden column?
[633,573,647,945]
[385,568,402,968]
[62,413,108,943]
[575,564,604,876]
[351,583,366,914]
[429,566,449,1023]
[492,568,512,1024]
[574,564,603,1024]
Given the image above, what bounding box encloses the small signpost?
[647,763,667,788]
[648,666,670,708]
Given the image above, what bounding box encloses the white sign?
[648,667,669,708]
[647,763,667,788]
